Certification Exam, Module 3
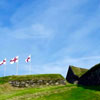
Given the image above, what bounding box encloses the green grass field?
[0,74,100,100]
[0,83,100,100]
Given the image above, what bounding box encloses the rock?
[55,82,59,85]
[46,83,49,85]
[9,79,66,88]
[74,81,78,85]
[9,81,13,84]
[25,83,29,87]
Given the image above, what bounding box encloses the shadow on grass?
[77,84,100,91]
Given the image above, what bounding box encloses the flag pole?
[29,61,31,75]
[4,64,6,77]
[29,62,30,75]
[30,60,32,75]
[16,62,18,75]
[30,55,32,75]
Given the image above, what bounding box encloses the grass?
[0,83,100,100]
[70,65,88,77]
[0,74,100,100]
[0,74,64,84]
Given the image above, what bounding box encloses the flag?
[0,61,3,66]
[3,58,6,64]
[10,56,19,64]
[25,55,31,63]
[0,58,6,66]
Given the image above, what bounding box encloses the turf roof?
[70,65,88,77]
[0,74,65,84]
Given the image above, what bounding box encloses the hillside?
[0,74,100,100]
[0,83,100,100]
[0,74,66,88]
[0,74,64,84]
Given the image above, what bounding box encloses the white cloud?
[11,23,53,39]
[0,23,54,39]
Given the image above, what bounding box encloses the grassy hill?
[0,74,100,100]
[0,74,64,84]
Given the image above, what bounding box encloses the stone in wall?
[9,79,66,88]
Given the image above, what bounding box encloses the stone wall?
[9,79,66,88]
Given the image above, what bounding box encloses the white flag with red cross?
[10,56,19,64]
[25,55,31,63]
[0,61,3,66]
[3,59,6,64]
[0,58,6,66]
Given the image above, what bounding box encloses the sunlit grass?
[0,83,100,100]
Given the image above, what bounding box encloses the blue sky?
[0,0,100,77]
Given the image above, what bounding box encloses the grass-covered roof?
[0,74,65,84]
[79,63,100,78]
[70,65,88,77]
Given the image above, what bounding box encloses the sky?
[0,0,100,77]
